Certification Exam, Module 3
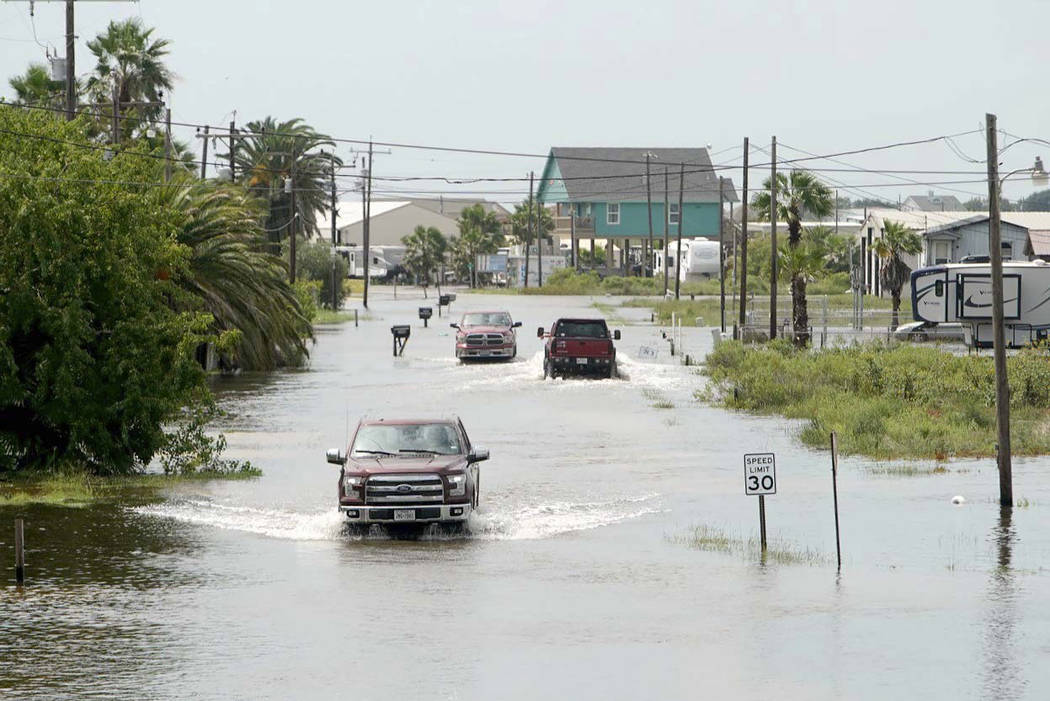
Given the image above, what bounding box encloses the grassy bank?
[668,524,827,565]
[0,468,261,507]
[625,293,908,327]
[463,269,723,297]
[702,340,1050,460]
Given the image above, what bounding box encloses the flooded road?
[4,290,1050,700]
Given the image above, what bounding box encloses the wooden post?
[831,431,842,570]
[675,163,685,300]
[199,124,209,179]
[354,309,359,327]
[646,153,654,277]
[525,172,533,288]
[758,495,767,552]
[738,137,750,331]
[769,136,778,340]
[986,113,1013,507]
[14,519,25,585]
[663,167,670,295]
[719,176,726,333]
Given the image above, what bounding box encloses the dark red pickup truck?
[538,318,621,379]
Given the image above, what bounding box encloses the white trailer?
[910,260,1050,348]
[656,238,721,282]
[335,245,405,279]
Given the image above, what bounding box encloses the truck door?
[911,267,949,322]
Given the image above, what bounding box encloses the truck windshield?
[351,423,462,456]
[555,321,608,338]
[462,312,512,326]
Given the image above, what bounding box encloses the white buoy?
[951,495,966,505]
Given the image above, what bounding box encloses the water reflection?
[981,507,1025,699]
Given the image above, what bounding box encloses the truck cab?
[537,318,620,379]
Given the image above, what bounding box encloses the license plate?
[576,357,588,365]
[393,509,415,522]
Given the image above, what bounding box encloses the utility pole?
[163,107,172,182]
[65,0,75,120]
[986,112,1013,507]
[738,137,749,333]
[645,153,654,278]
[719,176,726,333]
[525,172,534,288]
[111,85,119,146]
[289,138,298,284]
[538,191,544,287]
[663,167,670,295]
[199,125,209,179]
[769,136,778,340]
[675,163,684,300]
[329,151,338,310]
[229,119,237,180]
[363,141,373,308]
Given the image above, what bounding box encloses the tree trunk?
[891,289,901,330]
[792,273,810,347]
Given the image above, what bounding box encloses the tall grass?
[702,340,1050,460]
[624,292,906,327]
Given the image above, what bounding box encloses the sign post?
[744,452,776,552]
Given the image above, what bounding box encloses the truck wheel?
[474,475,480,509]
[607,360,618,379]
[544,358,553,379]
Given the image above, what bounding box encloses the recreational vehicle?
[335,245,405,279]
[911,260,1050,348]
[656,238,721,282]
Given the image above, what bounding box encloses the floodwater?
[4,290,1050,700]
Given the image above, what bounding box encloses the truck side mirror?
[537,327,545,338]
[512,321,522,328]
[326,448,345,465]
[469,447,490,463]
[613,329,621,340]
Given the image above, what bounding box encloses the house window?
[668,203,680,225]
[1002,242,1012,260]
[607,203,620,225]
[933,240,950,264]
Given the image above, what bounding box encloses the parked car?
[538,318,620,379]
[450,310,522,361]
[892,321,966,343]
[327,417,489,531]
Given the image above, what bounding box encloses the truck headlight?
[447,473,466,497]
[503,331,514,341]
[343,475,362,495]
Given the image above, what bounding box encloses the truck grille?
[365,474,443,505]
[465,333,505,347]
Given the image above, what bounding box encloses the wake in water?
[132,493,660,542]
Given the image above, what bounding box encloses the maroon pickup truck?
[327,417,488,532]
[538,318,621,379]
[451,310,522,361]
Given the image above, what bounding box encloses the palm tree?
[159,177,312,370]
[228,117,338,253]
[872,220,923,330]
[455,204,503,287]
[509,197,554,284]
[776,240,827,341]
[85,19,173,140]
[8,64,65,110]
[401,225,447,298]
[753,169,833,346]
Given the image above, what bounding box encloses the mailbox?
[439,294,451,306]
[418,307,433,319]
[391,325,411,356]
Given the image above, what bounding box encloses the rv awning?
[1027,230,1050,257]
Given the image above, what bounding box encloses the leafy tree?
[158,178,313,370]
[295,240,349,311]
[805,225,850,273]
[84,19,174,140]
[509,197,554,285]
[776,241,826,336]
[577,243,606,268]
[227,117,339,252]
[872,220,923,330]
[454,204,502,287]
[401,225,447,297]
[8,63,65,110]
[0,107,209,473]
[754,170,833,346]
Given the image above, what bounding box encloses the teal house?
[536,147,737,272]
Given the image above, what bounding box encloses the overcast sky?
[3,0,1048,205]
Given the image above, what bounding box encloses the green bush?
[702,340,1050,460]
[295,241,349,309]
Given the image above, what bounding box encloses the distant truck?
[910,260,1050,348]
[537,318,621,379]
[327,416,489,532]
[450,310,522,361]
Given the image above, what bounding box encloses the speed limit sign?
[744,453,776,496]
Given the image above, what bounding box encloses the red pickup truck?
[538,318,621,379]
